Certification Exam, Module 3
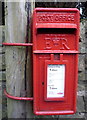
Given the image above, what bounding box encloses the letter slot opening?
[37,28,76,34]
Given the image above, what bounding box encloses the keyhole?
[42,82,44,85]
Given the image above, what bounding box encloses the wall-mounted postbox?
[33,8,80,115]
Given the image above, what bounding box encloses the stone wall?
[0,26,7,119]
[78,20,87,119]
[84,20,87,119]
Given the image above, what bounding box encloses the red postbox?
[33,8,80,115]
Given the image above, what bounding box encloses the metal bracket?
[4,89,33,101]
[3,43,33,101]
[2,43,33,46]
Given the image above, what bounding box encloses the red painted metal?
[33,8,80,115]
[36,23,77,29]
[4,89,33,101]
[34,111,74,115]
[3,43,33,46]
[33,50,79,53]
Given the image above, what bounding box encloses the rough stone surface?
[77,96,85,112]
[0,26,6,120]
[0,71,6,81]
[78,21,86,82]
[0,47,2,54]
[78,54,85,81]
[2,81,7,119]
[85,21,87,118]
[0,53,5,71]
[79,55,85,72]
[0,82,2,119]
[59,112,85,118]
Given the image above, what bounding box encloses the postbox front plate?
[33,8,79,115]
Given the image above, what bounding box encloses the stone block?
[84,95,87,112]
[59,112,85,118]
[79,42,86,53]
[78,55,85,72]
[85,71,87,80]
[78,55,85,81]
[0,54,5,71]
[78,83,85,92]
[0,72,2,81]
[0,71,6,81]
[80,22,85,35]
[85,64,87,70]
[77,83,85,112]
[59,118,85,120]
[0,82,2,119]
[0,47,2,54]
[0,46,5,54]
[1,81,7,119]
[85,113,87,119]
[80,21,86,44]
[77,96,85,112]
[85,57,87,66]
[0,54,2,71]
[0,26,5,44]
[78,71,85,81]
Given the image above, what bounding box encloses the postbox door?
[33,53,78,115]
